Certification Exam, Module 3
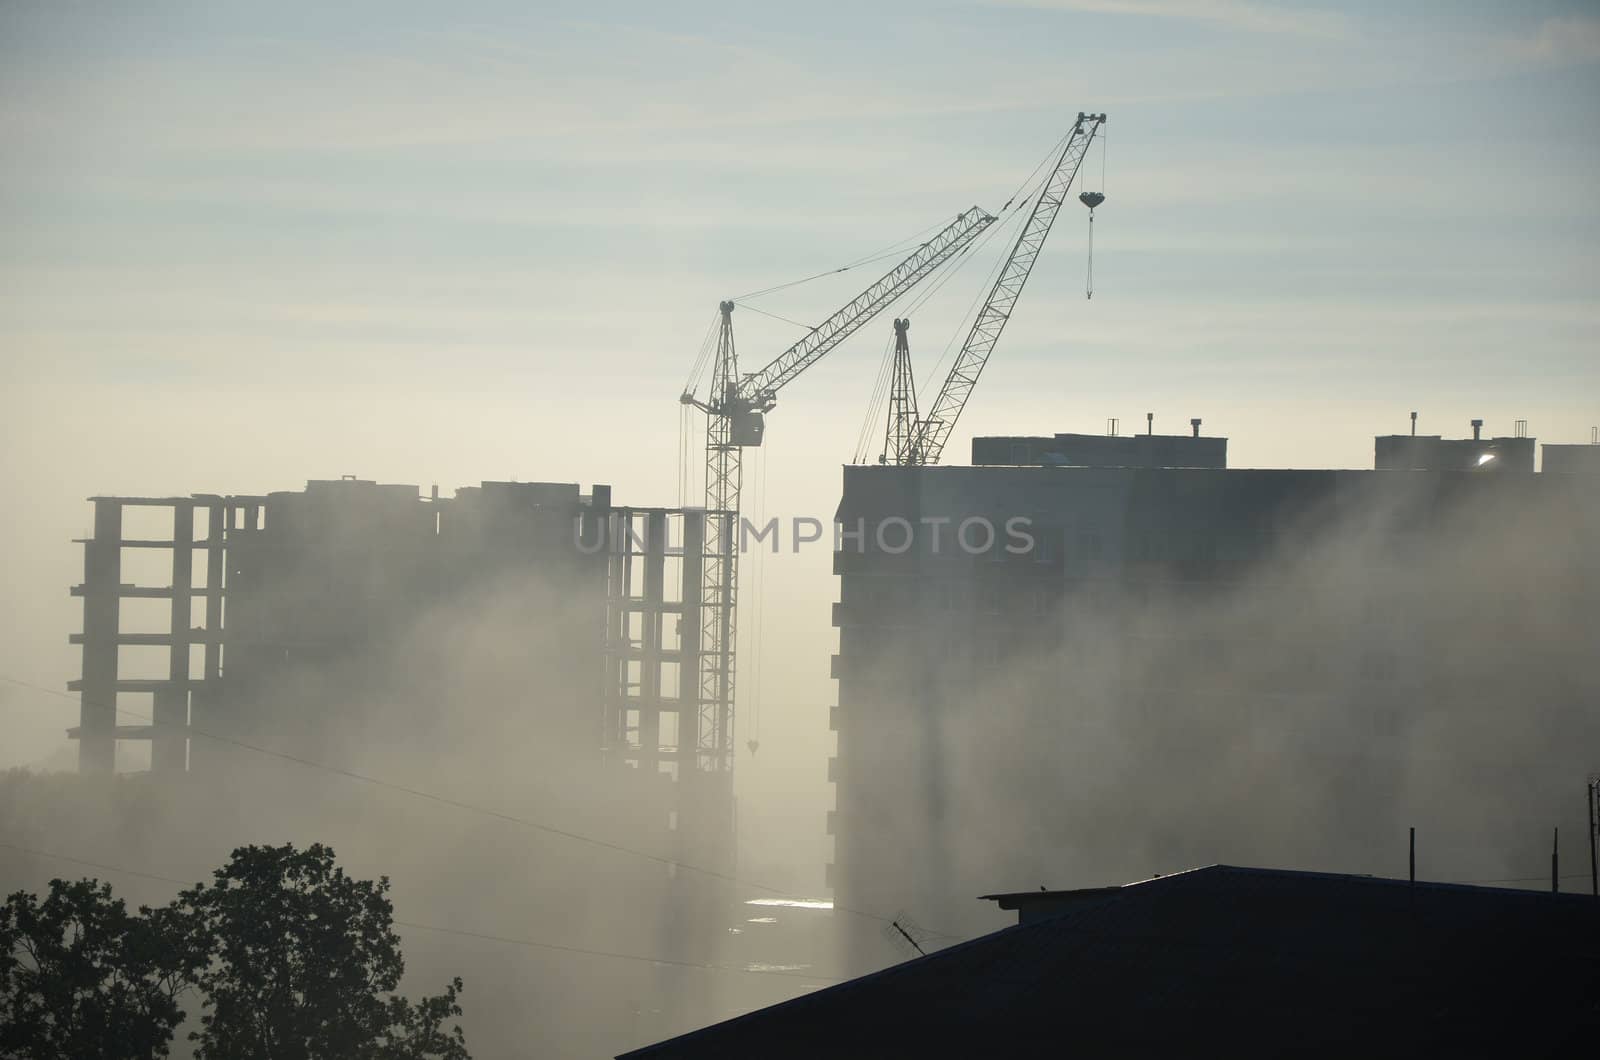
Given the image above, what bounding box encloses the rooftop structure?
[973,425,1227,470]
[623,865,1600,1058]
[1374,415,1539,472]
[1542,441,1600,477]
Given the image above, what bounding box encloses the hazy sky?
[2,1,1597,875]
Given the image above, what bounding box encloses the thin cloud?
[985,0,1349,38]
[1510,13,1600,67]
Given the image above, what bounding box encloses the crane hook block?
[1079,191,1105,210]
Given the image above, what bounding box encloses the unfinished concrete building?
[827,425,1600,959]
[70,478,735,870]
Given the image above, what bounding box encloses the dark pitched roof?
[620,865,1600,1059]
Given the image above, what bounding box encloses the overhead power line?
[0,839,847,983]
[1445,872,1592,885]
[0,674,962,943]
[394,919,846,982]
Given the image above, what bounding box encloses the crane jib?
[734,206,997,406]
[909,113,1106,466]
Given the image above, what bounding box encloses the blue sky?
[5,1,1596,412]
[1,1,1596,844]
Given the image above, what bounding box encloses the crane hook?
[1079,191,1105,299]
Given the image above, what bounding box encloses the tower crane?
[892,112,1107,467]
[680,206,996,770]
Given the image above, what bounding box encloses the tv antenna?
[881,910,934,959]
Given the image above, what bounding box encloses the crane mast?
[684,206,996,771]
[880,318,920,464]
[905,112,1106,466]
[698,300,741,773]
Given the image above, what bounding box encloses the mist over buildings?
[3,449,1595,1057]
[833,461,1600,950]
[3,3,1599,1057]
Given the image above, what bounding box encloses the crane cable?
[682,310,722,398]
[998,127,1072,214]
[710,123,1072,420]
[860,330,900,462]
[704,120,1079,401]
[841,214,1000,464]
[679,309,720,506]
[746,438,768,754]
[845,127,1061,463]
[915,199,1036,408]
[902,206,1009,321]
[863,200,1028,459]
[912,120,1085,405]
[733,127,1064,309]
[1085,212,1095,300]
[858,239,986,463]
[855,179,1040,462]
[680,400,695,505]
[1085,128,1107,300]
[677,396,705,509]
[730,216,952,303]
[853,329,899,464]
[731,302,814,331]
[902,126,1075,355]
[856,235,978,464]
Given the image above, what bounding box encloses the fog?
[836,469,1600,949]
[1,547,839,1057]
[3,462,1594,1056]
[3,4,1599,1054]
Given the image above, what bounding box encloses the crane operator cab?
[719,384,771,447]
[731,403,766,447]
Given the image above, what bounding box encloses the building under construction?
[828,424,1600,958]
[69,477,737,870]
